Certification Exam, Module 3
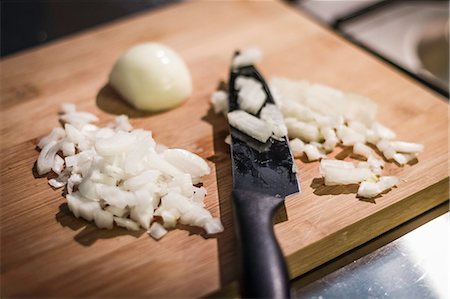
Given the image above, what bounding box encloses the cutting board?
[0,1,448,298]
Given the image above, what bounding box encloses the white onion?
[35,105,222,240]
[109,43,192,112]
[303,144,325,161]
[114,217,140,231]
[390,141,424,153]
[212,52,424,201]
[232,48,262,68]
[260,104,288,138]
[148,222,168,240]
[163,149,210,181]
[323,166,375,186]
[289,138,305,157]
[285,118,321,142]
[211,90,228,114]
[227,110,272,143]
[353,142,374,159]
[38,128,65,149]
[94,209,114,229]
[357,176,400,198]
[37,141,61,175]
[235,76,266,115]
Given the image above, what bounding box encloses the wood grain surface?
[0,1,448,298]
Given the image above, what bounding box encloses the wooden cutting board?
[1,1,448,297]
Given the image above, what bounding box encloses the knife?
[227,62,300,298]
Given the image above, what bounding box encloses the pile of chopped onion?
[211,48,424,199]
[36,104,223,239]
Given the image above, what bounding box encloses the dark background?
[1,0,177,57]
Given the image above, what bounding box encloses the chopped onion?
[227,110,272,143]
[303,144,325,161]
[211,90,228,114]
[285,118,321,142]
[114,217,140,231]
[212,52,424,201]
[390,141,424,153]
[35,105,223,239]
[260,104,288,138]
[289,138,305,157]
[353,142,374,160]
[232,47,262,68]
[322,165,375,186]
[235,76,266,115]
[393,153,417,165]
[357,176,400,198]
[148,222,168,240]
[163,149,210,182]
[38,128,65,149]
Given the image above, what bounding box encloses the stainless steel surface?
[293,212,450,299]
[298,0,449,96]
[339,1,449,94]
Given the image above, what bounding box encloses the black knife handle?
[232,189,290,299]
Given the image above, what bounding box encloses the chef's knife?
[228,63,300,299]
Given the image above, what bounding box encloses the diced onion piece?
[357,181,382,198]
[38,127,65,149]
[204,218,224,234]
[337,126,365,146]
[52,155,65,175]
[393,153,417,165]
[62,103,76,114]
[95,131,135,156]
[303,144,325,161]
[227,110,272,143]
[105,205,129,218]
[372,122,396,140]
[192,186,207,205]
[110,115,133,132]
[320,159,355,175]
[224,135,231,145]
[235,76,266,115]
[353,142,374,159]
[289,138,305,157]
[378,176,400,190]
[357,176,399,198]
[260,104,287,138]
[61,141,76,156]
[323,167,375,186]
[390,141,424,153]
[37,141,60,175]
[97,185,135,209]
[114,217,140,231]
[122,170,161,191]
[211,90,228,114]
[168,173,194,197]
[163,149,210,181]
[148,222,168,240]
[285,118,321,142]
[280,101,315,122]
[376,139,396,160]
[48,178,66,189]
[94,209,114,229]
[232,48,262,68]
[344,93,377,126]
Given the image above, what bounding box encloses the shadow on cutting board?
[96,84,158,118]
[55,202,215,246]
[55,203,145,246]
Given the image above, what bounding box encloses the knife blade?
[228,63,300,299]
